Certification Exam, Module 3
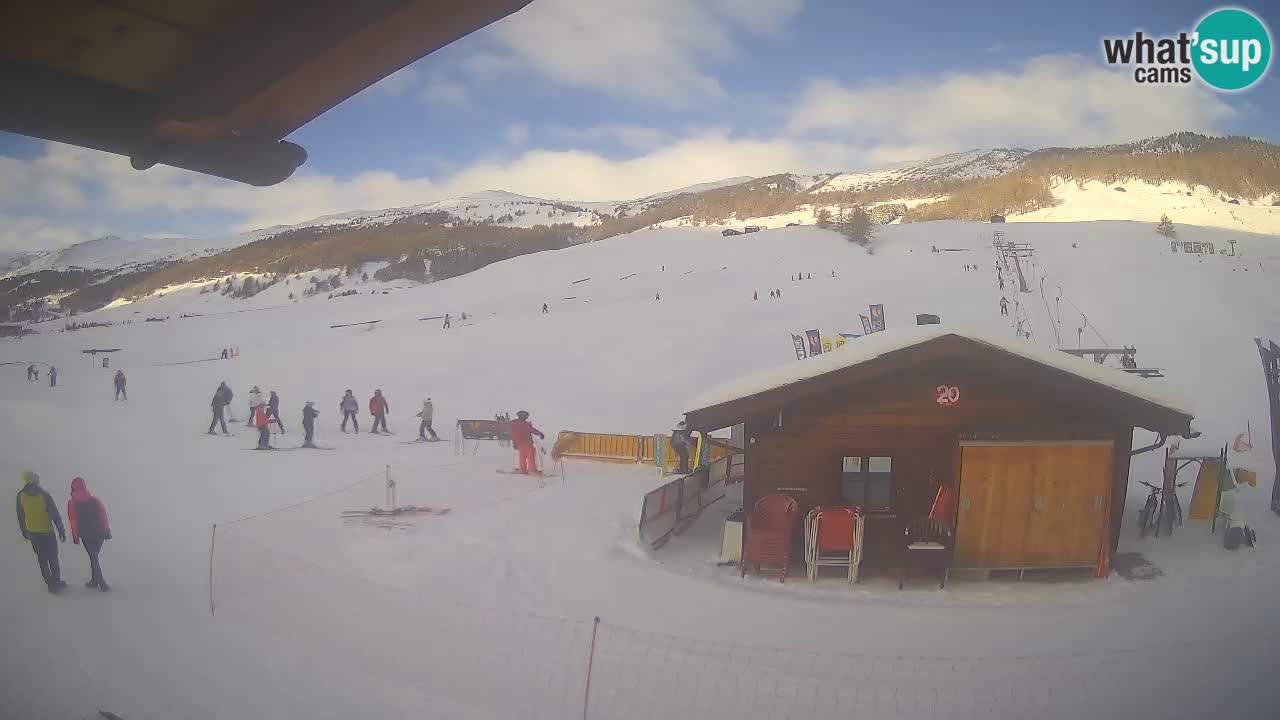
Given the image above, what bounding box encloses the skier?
[509,410,546,475]
[443,313,451,329]
[832,269,836,277]
[302,401,319,447]
[48,366,56,387]
[245,386,264,426]
[416,397,439,441]
[340,390,360,432]
[753,291,758,301]
[208,381,232,434]
[221,348,229,360]
[807,272,811,280]
[267,390,285,433]
[769,290,775,299]
[542,303,549,314]
[27,364,35,381]
[66,477,111,591]
[113,370,126,400]
[671,421,693,474]
[254,402,271,449]
[775,288,781,298]
[369,389,390,433]
[655,292,660,301]
[999,297,1009,316]
[461,312,468,322]
[998,276,1005,291]
[15,471,66,592]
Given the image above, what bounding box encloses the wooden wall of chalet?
[742,359,1135,544]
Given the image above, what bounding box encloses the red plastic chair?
[805,506,864,582]
[741,494,799,582]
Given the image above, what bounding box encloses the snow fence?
[210,464,1278,720]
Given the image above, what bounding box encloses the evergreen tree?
[815,208,833,228]
[841,206,876,249]
[1156,214,1177,238]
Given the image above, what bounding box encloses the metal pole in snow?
[582,616,601,720]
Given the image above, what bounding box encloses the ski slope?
[3,220,1280,719]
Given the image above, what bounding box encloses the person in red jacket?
[67,477,111,591]
[369,389,390,434]
[509,410,545,475]
[254,403,271,449]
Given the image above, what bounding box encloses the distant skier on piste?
[48,366,57,387]
[302,401,319,447]
[66,477,111,591]
[509,410,545,475]
[267,390,284,433]
[246,386,264,426]
[113,370,126,400]
[542,303,549,314]
[16,471,66,593]
[999,297,1009,316]
[443,313,451,329]
[254,402,271,449]
[208,381,232,434]
[27,364,36,381]
[416,397,439,441]
[340,390,359,432]
[369,389,390,434]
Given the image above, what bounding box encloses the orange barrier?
[554,430,734,470]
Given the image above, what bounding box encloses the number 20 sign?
[935,385,961,406]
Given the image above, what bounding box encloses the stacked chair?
[804,506,865,583]
[740,494,799,582]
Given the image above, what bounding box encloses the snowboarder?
[542,303,549,314]
[254,402,271,449]
[48,366,56,387]
[267,391,285,433]
[208,381,232,434]
[509,411,545,475]
[340,390,360,432]
[246,386,264,427]
[302,401,319,447]
[369,390,390,433]
[416,398,439,441]
[443,313,451,329]
[15,471,66,592]
[113,370,126,400]
[66,477,111,591]
[999,297,1009,316]
[27,364,36,381]
[671,421,693,474]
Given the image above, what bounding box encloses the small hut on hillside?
[683,327,1194,579]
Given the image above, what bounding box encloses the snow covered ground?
[1015,179,1280,234]
[3,220,1280,718]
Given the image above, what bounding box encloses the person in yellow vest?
[15,471,67,592]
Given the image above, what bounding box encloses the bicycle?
[1136,480,1186,538]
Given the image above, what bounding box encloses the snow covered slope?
[805,149,1030,193]
[1014,179,1280,234]
[3,218,1280,718]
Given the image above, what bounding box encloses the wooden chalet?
[684,327,1195,577]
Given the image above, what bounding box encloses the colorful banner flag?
[791,333,807,360]
[860,314,873,335]
[839,333,861,342]
[833,336,845,349]
[869,304,885,333]
[822,337,834,353]
[806,329,823,356]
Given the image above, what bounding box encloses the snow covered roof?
[686,325,1194,430]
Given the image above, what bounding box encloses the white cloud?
[464,0,803,107]
[786,54,1235,157]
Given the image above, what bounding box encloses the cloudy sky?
[1,0,1276,252]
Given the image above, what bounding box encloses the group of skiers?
[15,471,112,593]
[26,364,57,386]
[208,383,445,448]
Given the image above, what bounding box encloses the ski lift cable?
[1035,260,1110,347]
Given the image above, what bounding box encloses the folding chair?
[804,506,865,583]
[741,494,799,582]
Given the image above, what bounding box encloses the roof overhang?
[0,0,532,185]
[685,330,1194,437]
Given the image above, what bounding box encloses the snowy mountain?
[4,218,1278,718]
[803,148,1031,193]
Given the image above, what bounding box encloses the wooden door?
[955,443,1112,568]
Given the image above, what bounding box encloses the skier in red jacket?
[369,390,390,434]
[509,410,545,475]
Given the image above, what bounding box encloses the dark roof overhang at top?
[0,0,532,185]
[685,332,1194,437]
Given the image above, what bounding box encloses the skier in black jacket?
[208,382,233,434]
[302,401,319,447]
[267,391,285,433]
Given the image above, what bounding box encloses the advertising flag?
[806,329,823,356]
[791,333,807,360]
[869,304,885,333]
[860,314,873,335]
